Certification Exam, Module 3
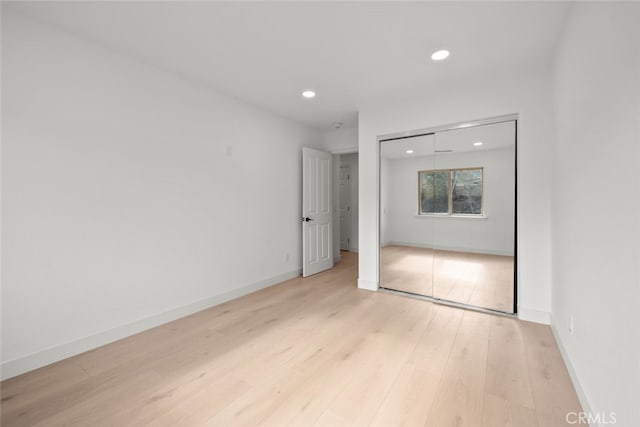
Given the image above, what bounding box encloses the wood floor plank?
[481,393,538,427]
[370,363,441,427]
[0,253,582,427]
[520,321,583,427]
[485,316,535,409]
[408,304,463,375]
[424,310,491,427]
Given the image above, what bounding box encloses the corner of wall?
[517,307,550,325]
[357,278,378,291]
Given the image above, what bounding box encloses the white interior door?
[339,166,351,251]
[303,147,333,277]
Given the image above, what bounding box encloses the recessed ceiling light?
[473,141,483,146]
[431,50,450,61]
[302,90,316,99]
[406,149,414,154]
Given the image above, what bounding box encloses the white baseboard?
[517,307,551,324]
[388,241,513,257]
[1,268,302,380]
[357,278,378,291]
[349,246,359,253]
[550,318,593,419]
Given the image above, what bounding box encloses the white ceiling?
[7,2,570,130]
[381,120,515,159]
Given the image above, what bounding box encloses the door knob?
[302,217,314,222]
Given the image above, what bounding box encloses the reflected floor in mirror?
[381,245,514,313]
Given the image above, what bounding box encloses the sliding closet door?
[432,121,516,313]
[380,134,435,297]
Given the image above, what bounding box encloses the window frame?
[417,166,484,216]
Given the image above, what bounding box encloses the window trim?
[417,166,484,216]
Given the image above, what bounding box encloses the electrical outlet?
[569,314,574,335]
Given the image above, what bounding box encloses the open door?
[302,147,333,277]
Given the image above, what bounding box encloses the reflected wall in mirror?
[379,119,516,313]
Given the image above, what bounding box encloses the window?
[419,167,483,216]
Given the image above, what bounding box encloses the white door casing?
[339,166,351,251]
[302,148,333,277]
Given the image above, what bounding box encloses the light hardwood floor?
[1,252,581,426]
[381,245,514,313]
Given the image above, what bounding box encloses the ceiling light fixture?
[406,150,414,154]
[431,49,450,61]
[302,90,316,99]
[473,141,484,146]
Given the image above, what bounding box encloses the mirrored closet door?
[380,134,435,297]
[379,118,516,314]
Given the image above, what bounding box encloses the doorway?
[338,153,358,254]
[339,165,351,251]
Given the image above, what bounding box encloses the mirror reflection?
[380,120,516,313]
[381,134,435,296]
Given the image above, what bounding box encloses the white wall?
[551,3,640,425]
[384,147,515,255]
[1,9,323,379]
[324,126,358,154]
[358,69,555,323]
